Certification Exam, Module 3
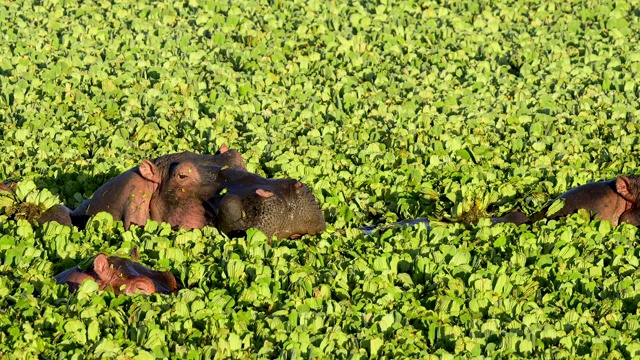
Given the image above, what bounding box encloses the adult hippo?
[492,175,640,226]
[365,175,640,232]
[55,249,178,295]
[38,145,245,230]
[206,168,326,239]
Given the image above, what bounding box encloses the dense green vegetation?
[2,0,640,357]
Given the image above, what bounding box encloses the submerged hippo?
[365,175,640,233]
[493,175,640,226]
[55,249,178,295]
[38,145,245,230]
[206,168,326,239]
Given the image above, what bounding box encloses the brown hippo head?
[206,168,326,239]
[149,161,228,230]
[55,250,178,295]
[38,145,246,230]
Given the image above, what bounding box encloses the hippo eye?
[178,174,188,179]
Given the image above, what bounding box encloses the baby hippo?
[206,168,326,239]
[493,175,640,226]
[55,249,178,295]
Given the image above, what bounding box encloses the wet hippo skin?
[55,249,178,295]
[206,168,326,239]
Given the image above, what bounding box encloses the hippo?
[493,175,640,226]
[361,175,640,232]
[38,145,245,230]
[55,249,178,295]
[206,168,326,239]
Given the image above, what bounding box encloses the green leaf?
[94,339,122,357]
[449,250,470,267]
[0,191,15,212]
[87,320,100,342]
[494,274,509,296]
[14,180,37,201]
[368,338,383,357]
[226,259,246,280]
[546,198,566,217]
[378,313,394,333]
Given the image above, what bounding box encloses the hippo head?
[150,161,225,229]
[55,250,178,295]
[93,254,159,295]
[207,170,326,239]
[94,254,179,295]
[152,145,246,172]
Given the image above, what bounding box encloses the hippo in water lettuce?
[55,249,178,295]
[206,167,326,239]
[364,175,640,233]
[38,145,245,230]
[492,175,640,226]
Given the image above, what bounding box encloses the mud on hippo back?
[206,168,326,239]
[38,145,245,230]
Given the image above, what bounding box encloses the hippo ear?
[256,189,274,198]
[130,248,140,261]
[93,254,112,281]
[616,176,637,203]
[217,144,229,154]
[139,160,162,184]
[294,181,307,194]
